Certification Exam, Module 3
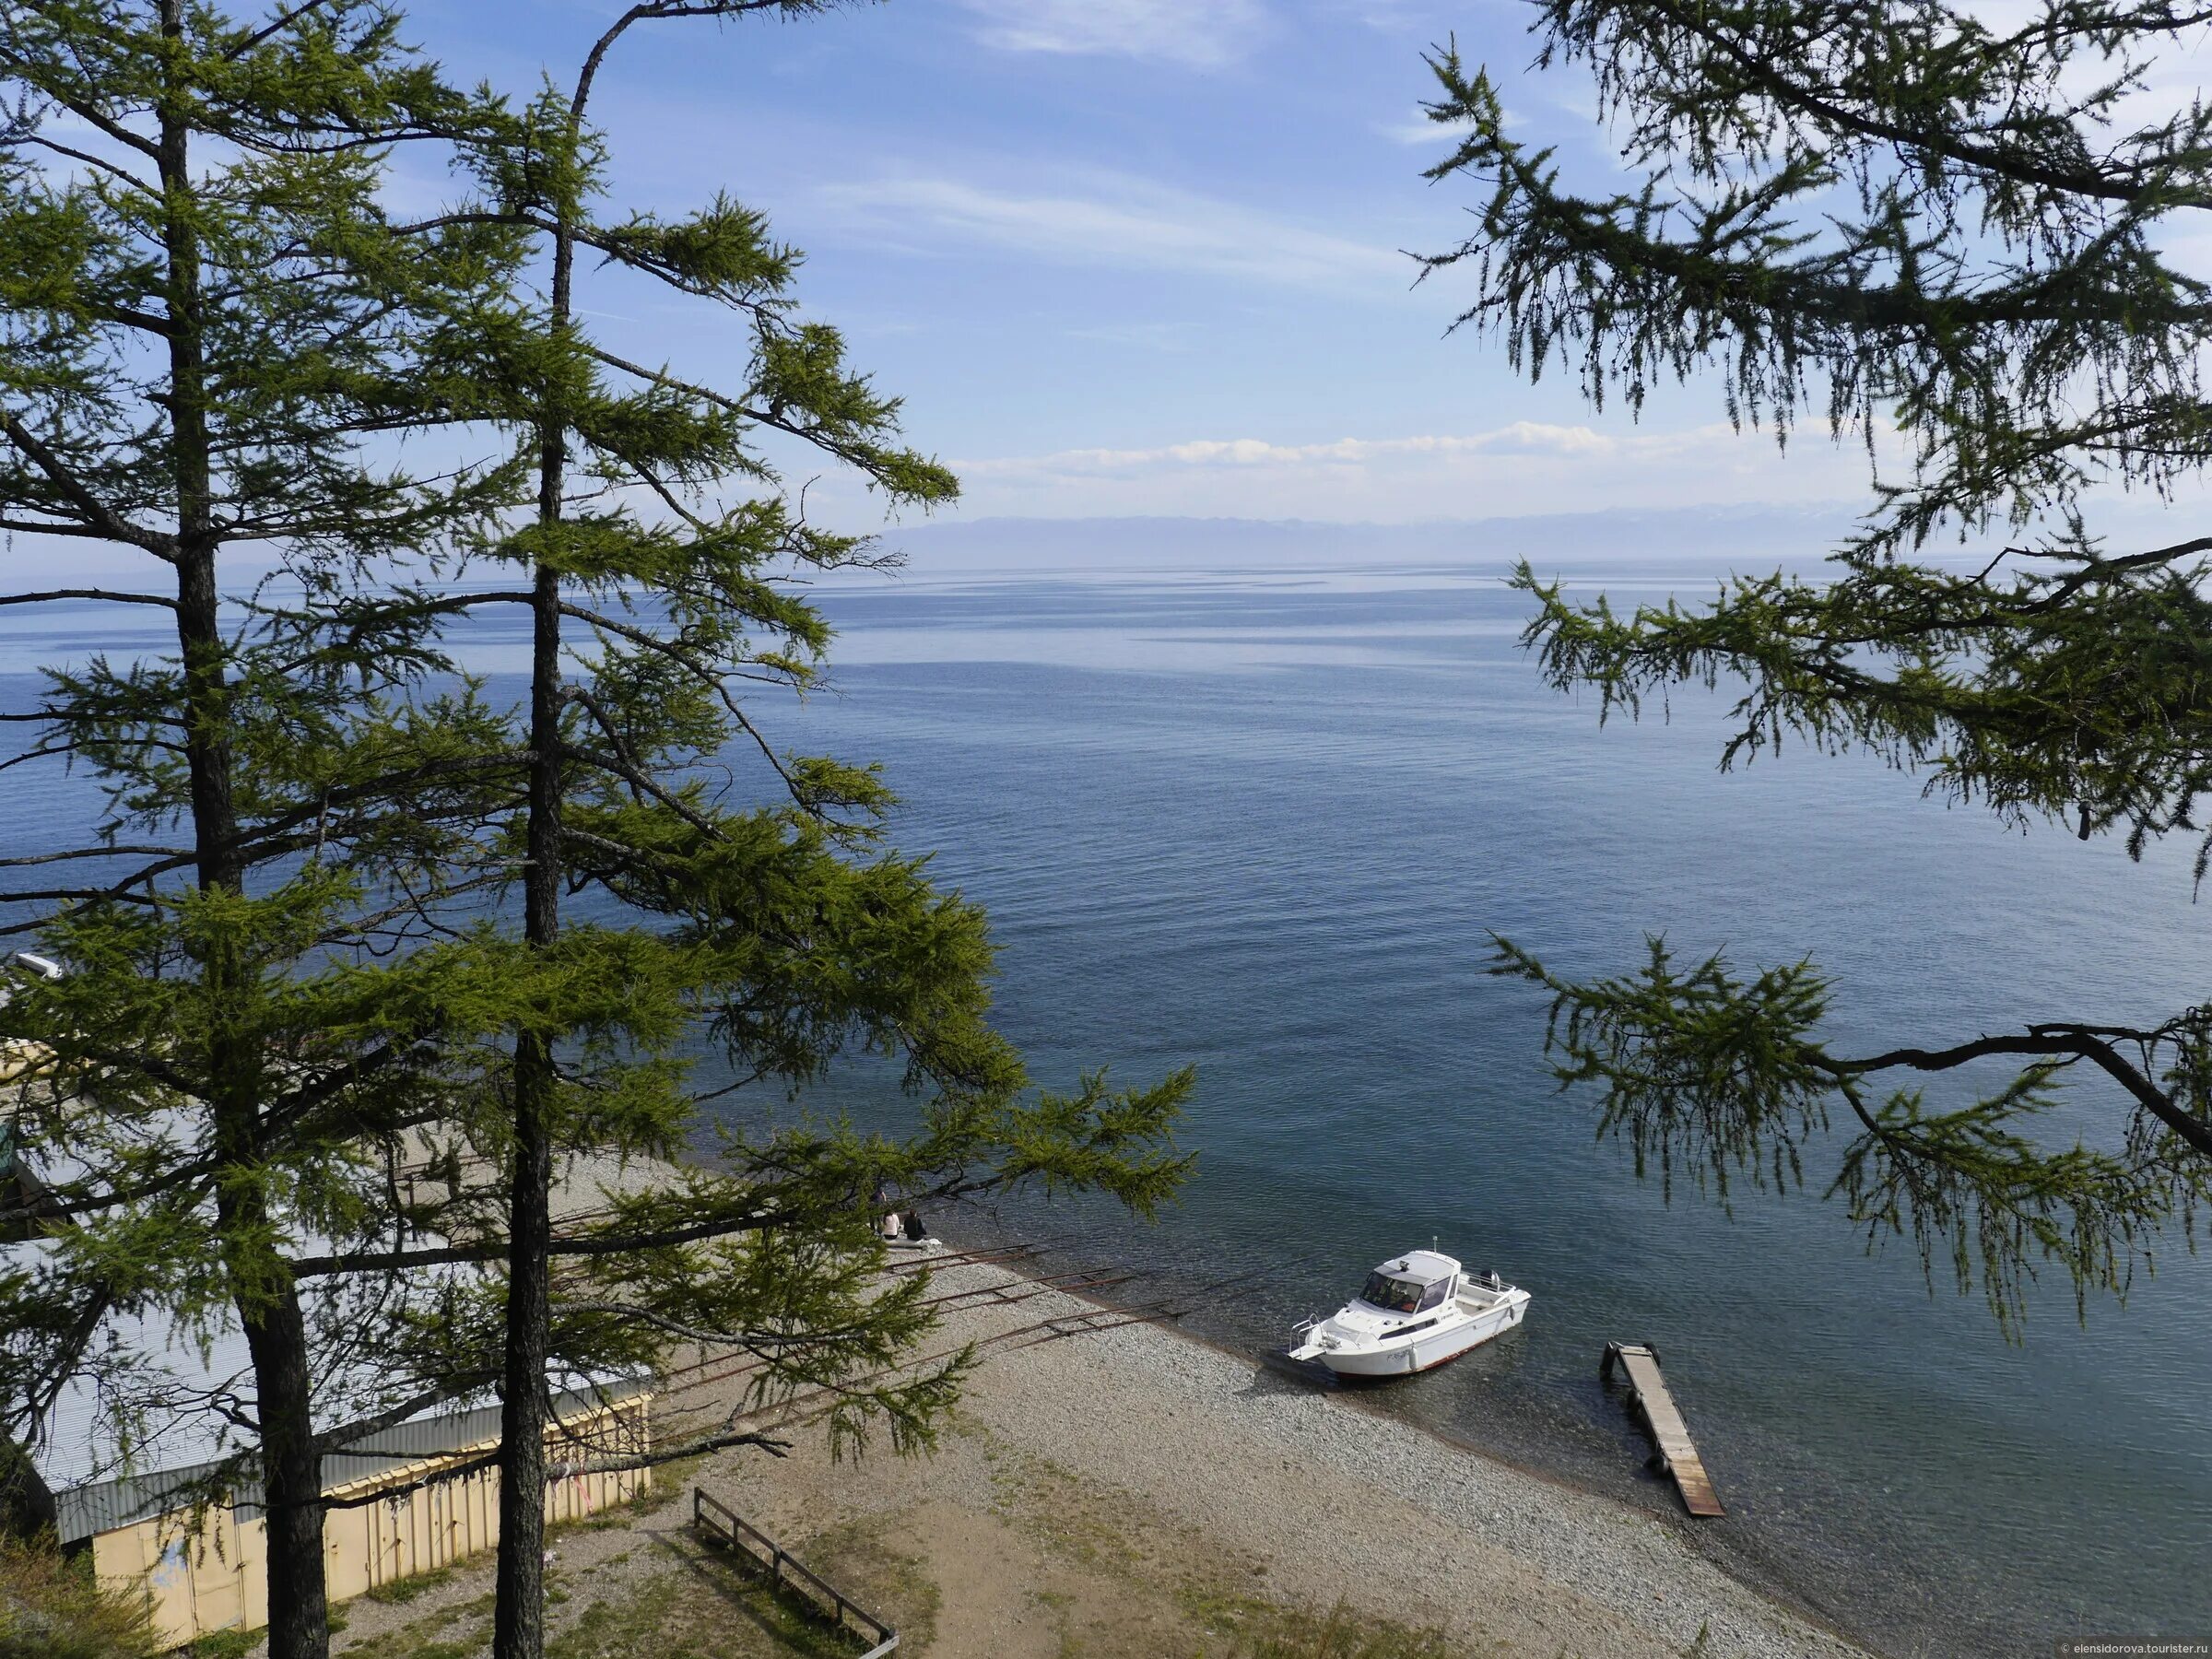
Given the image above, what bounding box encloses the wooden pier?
[1601,1342,1725,1518]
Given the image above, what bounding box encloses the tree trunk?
[491,379,571,1659]
[0,1435,56,1543]
[179,545,333,1659]
[240,1294,330,1659]
[492,1020,557,1659]
[158,7,329,1654]
[178,497,332,1659]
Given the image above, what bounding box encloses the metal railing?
[692,1487,898,1658]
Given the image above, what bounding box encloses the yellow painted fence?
[92,1393,652,1648]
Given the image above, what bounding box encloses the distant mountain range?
[6,497,2201,591]
[876,496,2205,579]
[886,504,1857,570]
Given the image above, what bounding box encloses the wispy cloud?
[814,175,1407,291]
[1063,320,1195,352]
[959,422,1690,477]
[945,421,1896,521]
[1315,0,1454,32]
[954,0,1267,67]
[1378,112,1483,146]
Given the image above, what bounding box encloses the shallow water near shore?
[1,555,2205,1655]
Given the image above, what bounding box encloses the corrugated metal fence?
[88,1389,652,1648]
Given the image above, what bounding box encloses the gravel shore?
[324,1179,1881,1658]
[729,1258,1877,1659]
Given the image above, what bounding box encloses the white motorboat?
[1288,1249,1530,1377]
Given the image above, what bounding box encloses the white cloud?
[959,422,1703,477]
[1063,320,1194,352]
[941,419,1909,521]
[1317,0,1454,32]
[954,0,1266,67]
[1379,92,1527,147]
[814,174,1408,291]
[1378,112,1483,146]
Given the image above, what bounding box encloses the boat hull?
[1305,1292,1527,1378]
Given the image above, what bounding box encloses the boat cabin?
[1357,1250,1461,1316]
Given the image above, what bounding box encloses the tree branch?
[0,588,178,609]
[1632,0,2212,209]
[1839,1027,2212,1161]
[0,412,176,559]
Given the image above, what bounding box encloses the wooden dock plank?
[1604,1343,1725,1518]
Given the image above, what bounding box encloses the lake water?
[765,560,2211,1659]
[2,558,2205,1655]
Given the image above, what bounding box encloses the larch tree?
[0,10,1191,1659]
[0,6,538,1659]
[1420,0,2212,1331]
[248,8,1197,1659]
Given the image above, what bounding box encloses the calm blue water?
[765,563,2212,1658]
[3,560,2206,1655]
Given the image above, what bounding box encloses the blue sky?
[11,0,2204,582]
[389,0,1898,529]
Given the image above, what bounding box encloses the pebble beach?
[768,1257,1877,1658]
[329,1247,1878,1659]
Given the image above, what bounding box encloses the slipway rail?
[694,1488,896,1656]
[655,1263,1139,1397]
[879,1237,1076,1276]
[1602,1341,1725,1518]
[665,1262,1286,1437]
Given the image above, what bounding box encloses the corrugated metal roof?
[50,1379,651,1542]
[6,1080,659,1545]
[53,1453,235,1542]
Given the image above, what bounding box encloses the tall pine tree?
[0,6,535,1659]
[265,8,1195,1656]
[1,15,1191,1659]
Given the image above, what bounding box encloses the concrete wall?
[92,1394,652,1648]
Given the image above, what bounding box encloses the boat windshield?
[1359,1273,1426,1314]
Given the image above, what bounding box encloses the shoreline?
[926,1227,1882,1658]
[323,1161,1886,1658]
[830,1252,1872,1657]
